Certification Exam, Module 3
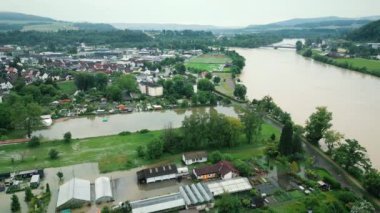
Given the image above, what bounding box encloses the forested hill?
[0,12,54,22]
[0,12,116,32]
[0,29,281,50]
[348,19,380,42]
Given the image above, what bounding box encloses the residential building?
[139,81,163,97]
[137,164,178,184]
[56,178,91,210]
[193,161,239,180]
[182,151,208,165]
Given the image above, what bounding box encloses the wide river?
[237,39,380,169]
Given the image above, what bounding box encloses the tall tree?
[10,194,20,212]
[216,194,242,213]
[94,72,109,91]
[323,130,344,155]
[197,79,214,91]
[363,170,380,198]
[74,72,95,91]
[116,74,138,92]
[333,139,370,174]
[24,187,33,202]
[240,108,262,144]
[296,40,303,51]
[305,107,332,146]
[233,84,247,100]
[278,122,293,156]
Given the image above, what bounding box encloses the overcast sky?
[1,0,380,26]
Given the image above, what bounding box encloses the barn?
[137,164,178,184]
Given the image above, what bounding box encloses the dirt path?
[0,138,29,145]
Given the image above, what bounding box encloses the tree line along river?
[33,39,380,169]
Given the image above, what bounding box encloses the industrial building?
[206,177,253,196]
[182,151,208,165]
[56,178,91,210]
[137,164,178,184]
[130,192,185,213]
[95,177,113,203]
[179,183,214,210]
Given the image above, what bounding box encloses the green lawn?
[57,80,77,95]
[0,131,161,173]
[214,72,235,97]
[335,58,380,75]
[0,124,280,174]
[186,53,232,72]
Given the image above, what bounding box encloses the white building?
[130,193,185,213]
[206,177,252,196]
[139,82,163,97]
[56,178,91,210]
[95,177,113,203]
[182,151,208,165]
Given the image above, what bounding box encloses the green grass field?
[335,58,380,75]
[214,72,235,97]
[57,80,77,95]
[0,124,279,174]
[186,54,232,72]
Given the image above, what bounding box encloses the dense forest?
[0,29,281,49]
[348,19,380,42]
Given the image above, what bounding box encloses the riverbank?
[300,49,380,77]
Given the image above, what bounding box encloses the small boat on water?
[102,117,109,122]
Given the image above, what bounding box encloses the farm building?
[193,161,239,180]
[130,192,185,213]
[179,183,214,210]
[56,178,91,210]
[95,177,113,203]
[206,177,252,196]
[137,164,178,184]
[182,151,208,165]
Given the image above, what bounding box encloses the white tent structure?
[56,178,91,210]
[95,176,113,203]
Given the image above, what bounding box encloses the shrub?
[48,149,59,160]
[323,176,341,190]
[119,131,132,136]
[28,136,40,148]
[63,131,72,143]
[138,129,150,134]
[136,145,145,158]
[209,151,223,163]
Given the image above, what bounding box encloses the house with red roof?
[193,161,239,181]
